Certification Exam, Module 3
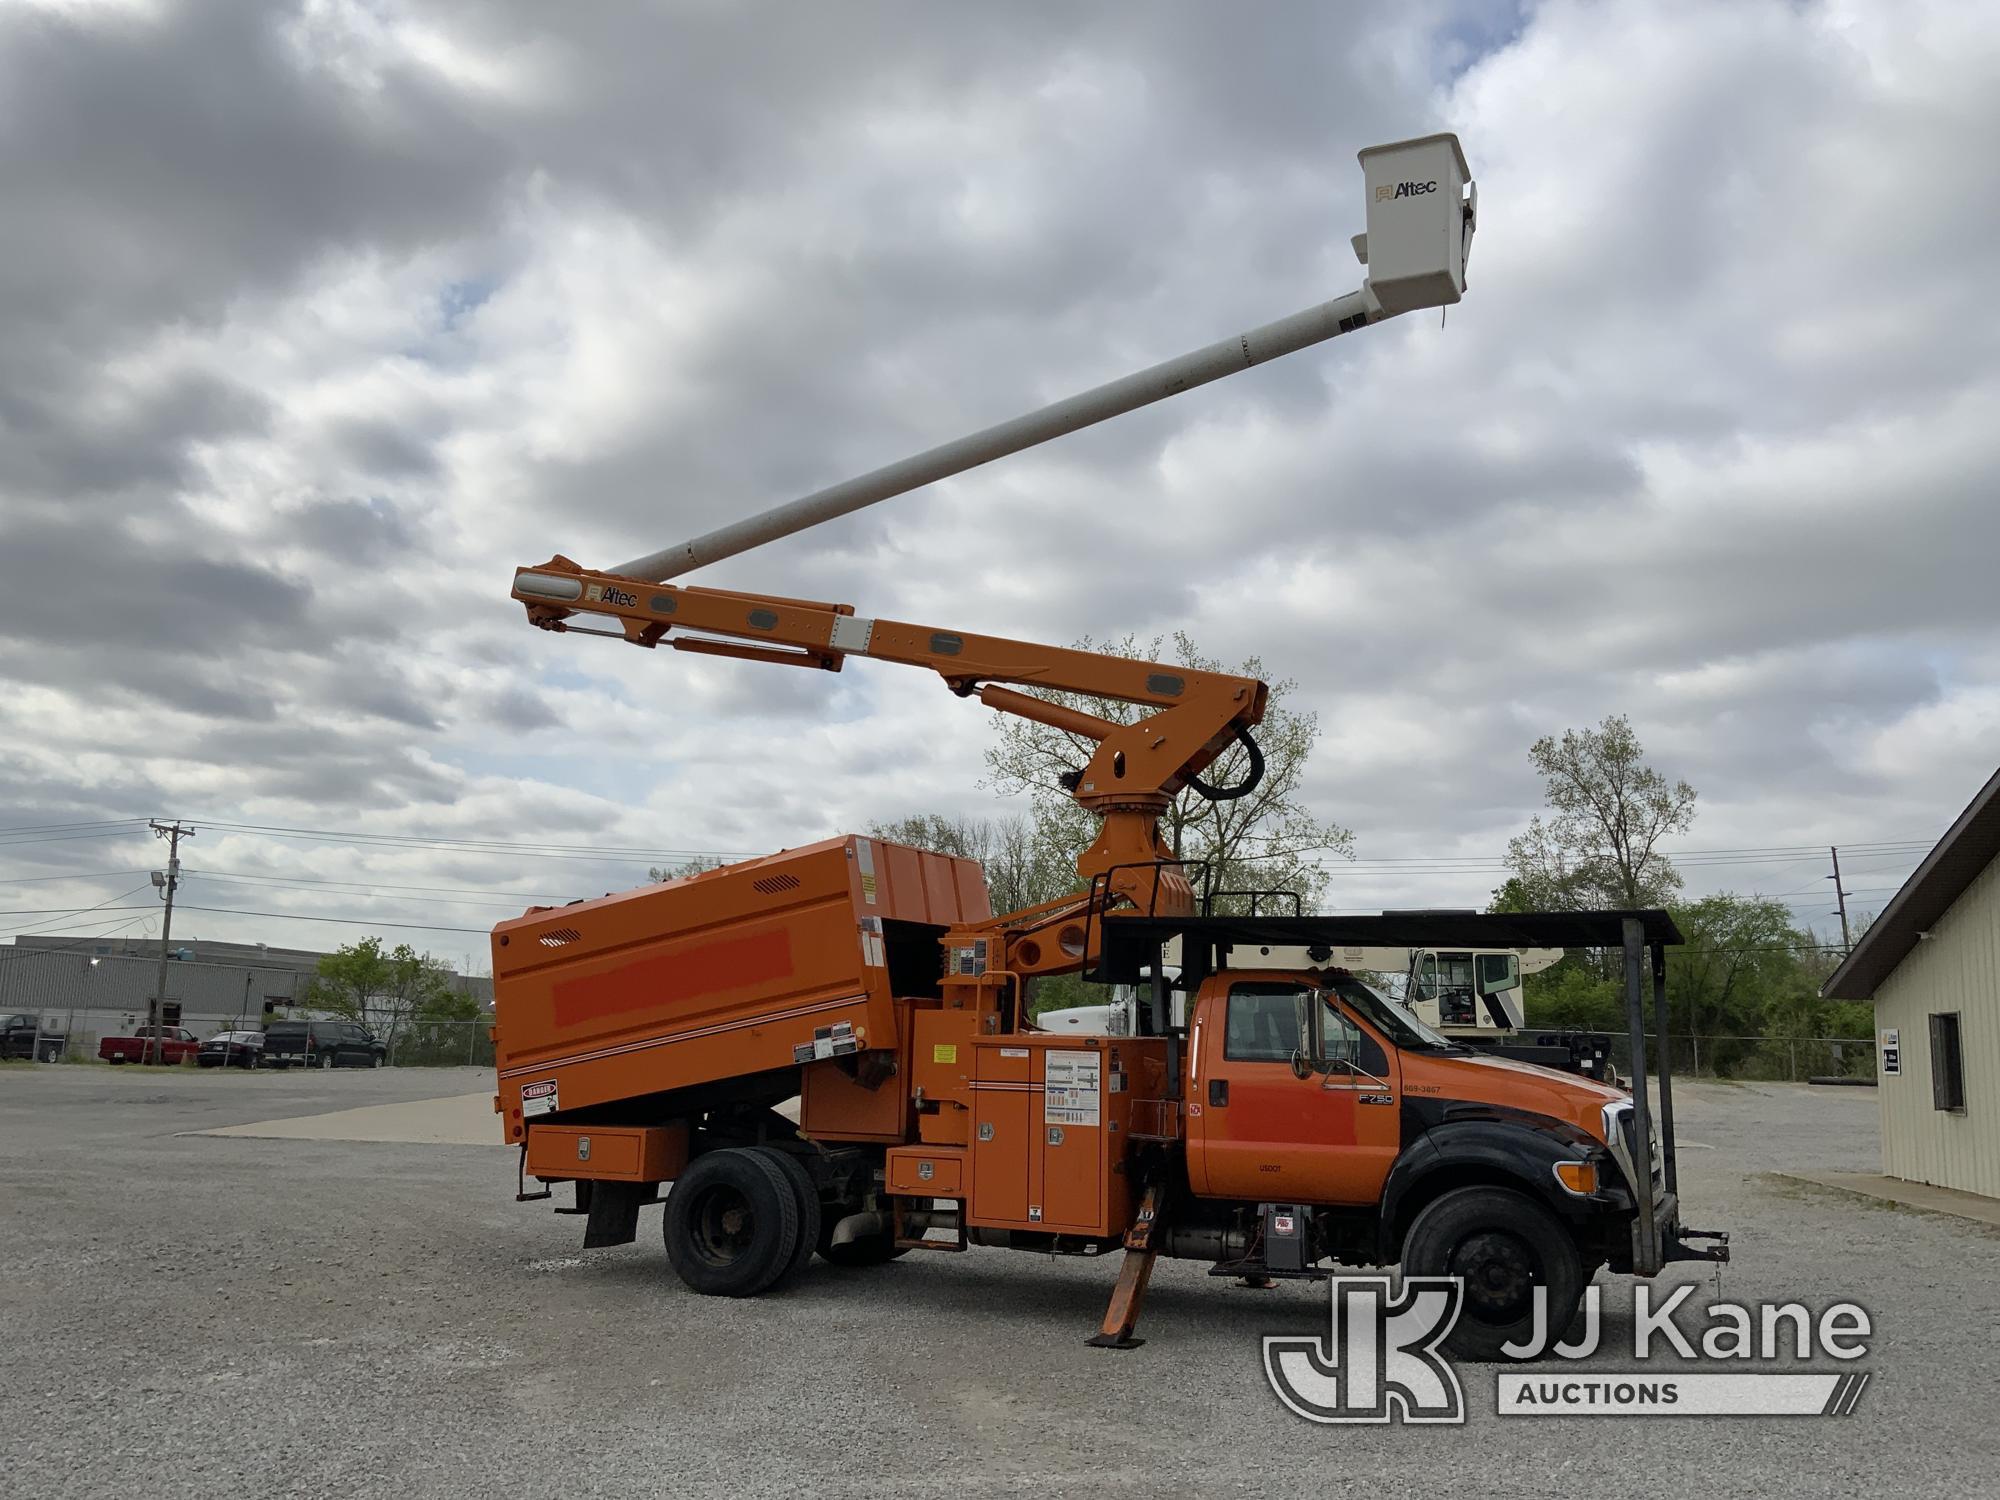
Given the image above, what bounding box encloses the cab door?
[1188,979,1402,1206]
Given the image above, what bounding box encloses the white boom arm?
[612,132,1474,582]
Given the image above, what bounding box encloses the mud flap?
[581,1181,646,1248]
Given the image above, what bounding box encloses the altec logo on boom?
[1265,1276,1874,1424]
[1375,179,1439,201]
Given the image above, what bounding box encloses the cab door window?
[1224,986,1300,1062]
[1224,985,1387,1078]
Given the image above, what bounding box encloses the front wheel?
[372,1053,385,1069]
[1401,1186,1582,1362]
[319,1051,335,1071]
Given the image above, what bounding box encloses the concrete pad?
[1777,1170,2000,1230]
[193,1091,503,1147]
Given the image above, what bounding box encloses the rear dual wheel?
[663,1147,821,1298]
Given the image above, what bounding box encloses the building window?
[1929,1012,1966,1113]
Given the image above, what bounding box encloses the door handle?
[1208,1079,1229,1107]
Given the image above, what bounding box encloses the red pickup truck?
[99,1026,201,1065]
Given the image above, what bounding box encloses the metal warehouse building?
[1825,766,2000,1200]
[0,933,491,1056]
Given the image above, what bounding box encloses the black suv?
[262,1020,387,1070]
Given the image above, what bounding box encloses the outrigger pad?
[1085,1333,1145,1351]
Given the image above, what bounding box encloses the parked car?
[1,1013,67,1062]
[262,1020,387,1070]
[197,1030,266,1069]
[99,1026,201,1065]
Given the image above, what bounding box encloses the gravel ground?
[2,1065,1996,1498]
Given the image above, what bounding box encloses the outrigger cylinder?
[612,132,1474,583]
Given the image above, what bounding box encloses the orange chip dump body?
[490,835,989,1143]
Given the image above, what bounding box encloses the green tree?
[304,937,457,1059]
[982,632,1352,913]
[868,812,1075,917]
[1505,714,1696,909]
[649,856,725,882]
[1663,895,1807,1074]
[396,984,489,1067]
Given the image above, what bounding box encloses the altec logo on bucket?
[1264,1276,1873,1424]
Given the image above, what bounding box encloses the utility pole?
[1828,845,1852,954]
[149,821,193,1064]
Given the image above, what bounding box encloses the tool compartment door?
[968,1044,1036,1227]
[1040,1047,1105,1233]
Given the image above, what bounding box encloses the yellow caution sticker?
[932,1043,958,1064]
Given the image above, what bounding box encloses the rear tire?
[663,1149,801,1297]
[754,1148,822,1288]
[1401,1185,1582,1362]
[319,1051,335,1071]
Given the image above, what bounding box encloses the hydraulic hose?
[1186,728,1265,803]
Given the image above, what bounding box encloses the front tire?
[663,1149,801,1297]
[1401,1185,1582,1362]
[319,1051,335,1071]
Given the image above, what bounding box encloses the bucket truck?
[490,133,1726,1358]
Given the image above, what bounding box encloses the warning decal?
[520,1080,559,1118]
[1044,1049,1100,1126]
[792,1019,863,1065]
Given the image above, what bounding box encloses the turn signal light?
[1553,1161,1599,1195]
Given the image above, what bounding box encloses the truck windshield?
[1325,976,1461,1051]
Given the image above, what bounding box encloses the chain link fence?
[2,1009,494,1069]
[1606,1034,1877,1084]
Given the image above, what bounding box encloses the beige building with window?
[1824,766,2000,1199]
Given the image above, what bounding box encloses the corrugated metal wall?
[1874,854,2000,1198]
[0,945,495,1052]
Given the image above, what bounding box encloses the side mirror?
[1292,992,1327,1080]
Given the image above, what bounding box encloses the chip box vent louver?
[752,873,802,895]
[537,927,583,947]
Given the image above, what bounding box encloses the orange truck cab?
[492,844,1726,1358]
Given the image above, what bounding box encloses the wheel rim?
[1447,1229,1541,1325]
[687,1183,758,1267]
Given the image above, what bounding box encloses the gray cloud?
[1,1,1995,952]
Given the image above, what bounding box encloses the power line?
[182,866,577,903]
[0,818,150,835]
[0,869,152,887]
[185,817,761,861]
[0,913,155,960]
[0,884,158,938]
[176,903,489,935]
[0,830,161,849]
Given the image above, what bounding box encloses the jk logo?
[1264,1275,1466,1424]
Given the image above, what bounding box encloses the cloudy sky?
[2,0,1996,967]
